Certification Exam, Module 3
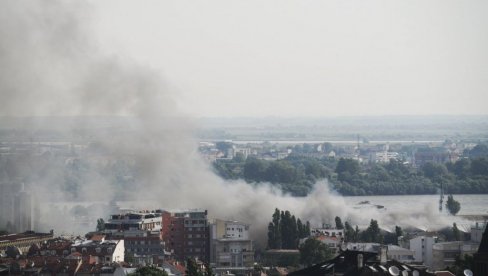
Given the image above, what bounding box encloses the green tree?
[186,258,202,276]
[446,194,461,215]
[363,219,382,243]
[335,158,360,182]
[421,162,448,179]
[335,216,344,230]
[452,223,461,241]
[96,218,105,232]
[471,157,488,176]
[128,266,168,276]
[353,225,360,242]
[243,157,268,182]
[395,226,403,238]
[395,226,403,245]
[267,222,276,249]
[344,222,354,242]
[267,208,282,249]
[299,238,333,267]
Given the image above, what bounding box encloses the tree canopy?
[446,195,461,215]
[267,208,310,249]
[299,238,333,267]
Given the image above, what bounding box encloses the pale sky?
[90,0,488,117]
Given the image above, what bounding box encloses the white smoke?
[0,0,461,245]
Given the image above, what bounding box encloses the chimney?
[380,246,387,265]
[357,254,363,269]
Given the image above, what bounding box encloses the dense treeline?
[267,208,311,249]
[213,144,488,196]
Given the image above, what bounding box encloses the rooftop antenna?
[463,269,473,276]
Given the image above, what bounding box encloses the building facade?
[209,219,254,270]
[161,209,209,262]
[104,211,165,264]
[410,236,437,268]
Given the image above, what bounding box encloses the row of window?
[127,248,163,253]
[185,220,207,225]
[125,240,161,245]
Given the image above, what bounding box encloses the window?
[82,248,87,253]
[107,248,112,253]
[96,248,101,253]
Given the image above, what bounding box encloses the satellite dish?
[464,269,473,276]
[412,270,419,276]
[388,266,400,276]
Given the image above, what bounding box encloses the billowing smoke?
[0,0,459,245]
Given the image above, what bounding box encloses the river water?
[343,194,488,216]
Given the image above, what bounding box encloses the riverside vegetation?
[213,144,488,196]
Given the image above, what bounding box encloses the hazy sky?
[14,0,488,118]
[87,0,488,118]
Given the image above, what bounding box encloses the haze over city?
[0,1,487,275]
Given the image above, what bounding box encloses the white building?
[71,239,125,264]
[209,219,254,270]
[371,151,399,163]
[432,241,479,270]
[311,227,344,239]
[104,212,162,233]
[471,222,486,243]
[409,236,437,268]
[387,245,415,263]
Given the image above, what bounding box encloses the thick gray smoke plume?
[0,1,459,244]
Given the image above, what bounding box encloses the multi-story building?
[409,235,437,268]
[471,222,486,243]
[161,209,209,262]
[104,212,163,234]
[103,211,165,264]
[386,245,415,263]
[432,241,479,270]
[371,151,399,163]
[209,219,254,271]
[473,224,488,276]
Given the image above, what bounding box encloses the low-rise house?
[71,239,125,264]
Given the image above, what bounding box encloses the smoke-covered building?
[0,231,54,254]
[13,187,38,233]
[104,212,163,234]
[161,209,209,262]
[103,211,166,264]
[209,219,254,272]
[0,182,39,233]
